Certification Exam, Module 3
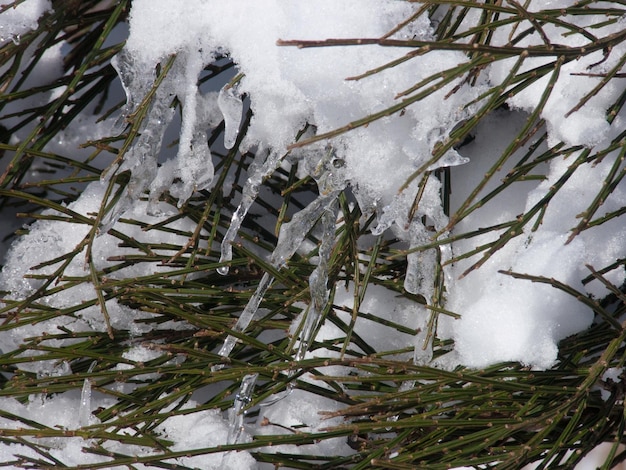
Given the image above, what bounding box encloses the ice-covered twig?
[214,191,340,370]
[404,219,437,298]
[295,200,337,362]
[227,373,258,444]
[213,271,273,369]
[218,148,277,275]
[262,200,339,406]
[221,373,258,468]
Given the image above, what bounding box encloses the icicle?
[271,192,339,267]
[78,361,97,428]
[101,54,178,231]
[227,373,258,444]
[404,219,437,297]
[213,271,274,370]
[220,373,258,467]
[169,52,214,207]
[214,192,339,370]
[218,82,244,150]
[218,149,278,275]
[110,49,151,133]
[261,200,339,407]
[295,200,337,362]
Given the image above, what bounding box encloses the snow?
[0,0,51,44]
[0,1,625,468]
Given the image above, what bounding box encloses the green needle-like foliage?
[0,1,625,469]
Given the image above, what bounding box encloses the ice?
[404,220,437,298]
[227,373,258,445]
[218,148,278,274]
[78,361,97,427]
[110,49,151,128]
[216,191,340,363]
[295,200,337,362]
[215,271,273,363]
[218,82,244,150]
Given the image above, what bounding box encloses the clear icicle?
[404,219,437,298]
[213,271,273,369]
[218,149,278,275]
[227,373,258,444]
[221,373,258,468]
[169,52,214,206]
[110,49,150,133]
[101,54,178,231]
[270,192,338,267]
[214,192,339,369]
[413,305,434,365]
[218,83,244,150]
[295,200,337,362]
[262,200,338,407]
[78,361,97,428]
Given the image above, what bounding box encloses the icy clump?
[0,0,51,44]
[114,0,475,217]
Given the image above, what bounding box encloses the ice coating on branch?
[218,148,279,275]
[78,361,97,428]
[404,220,437,298]
[214,271,273,363]
[215,191,340,363]
[295,201,337,362]
[226,373,258,447]
[218,83,244,150]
